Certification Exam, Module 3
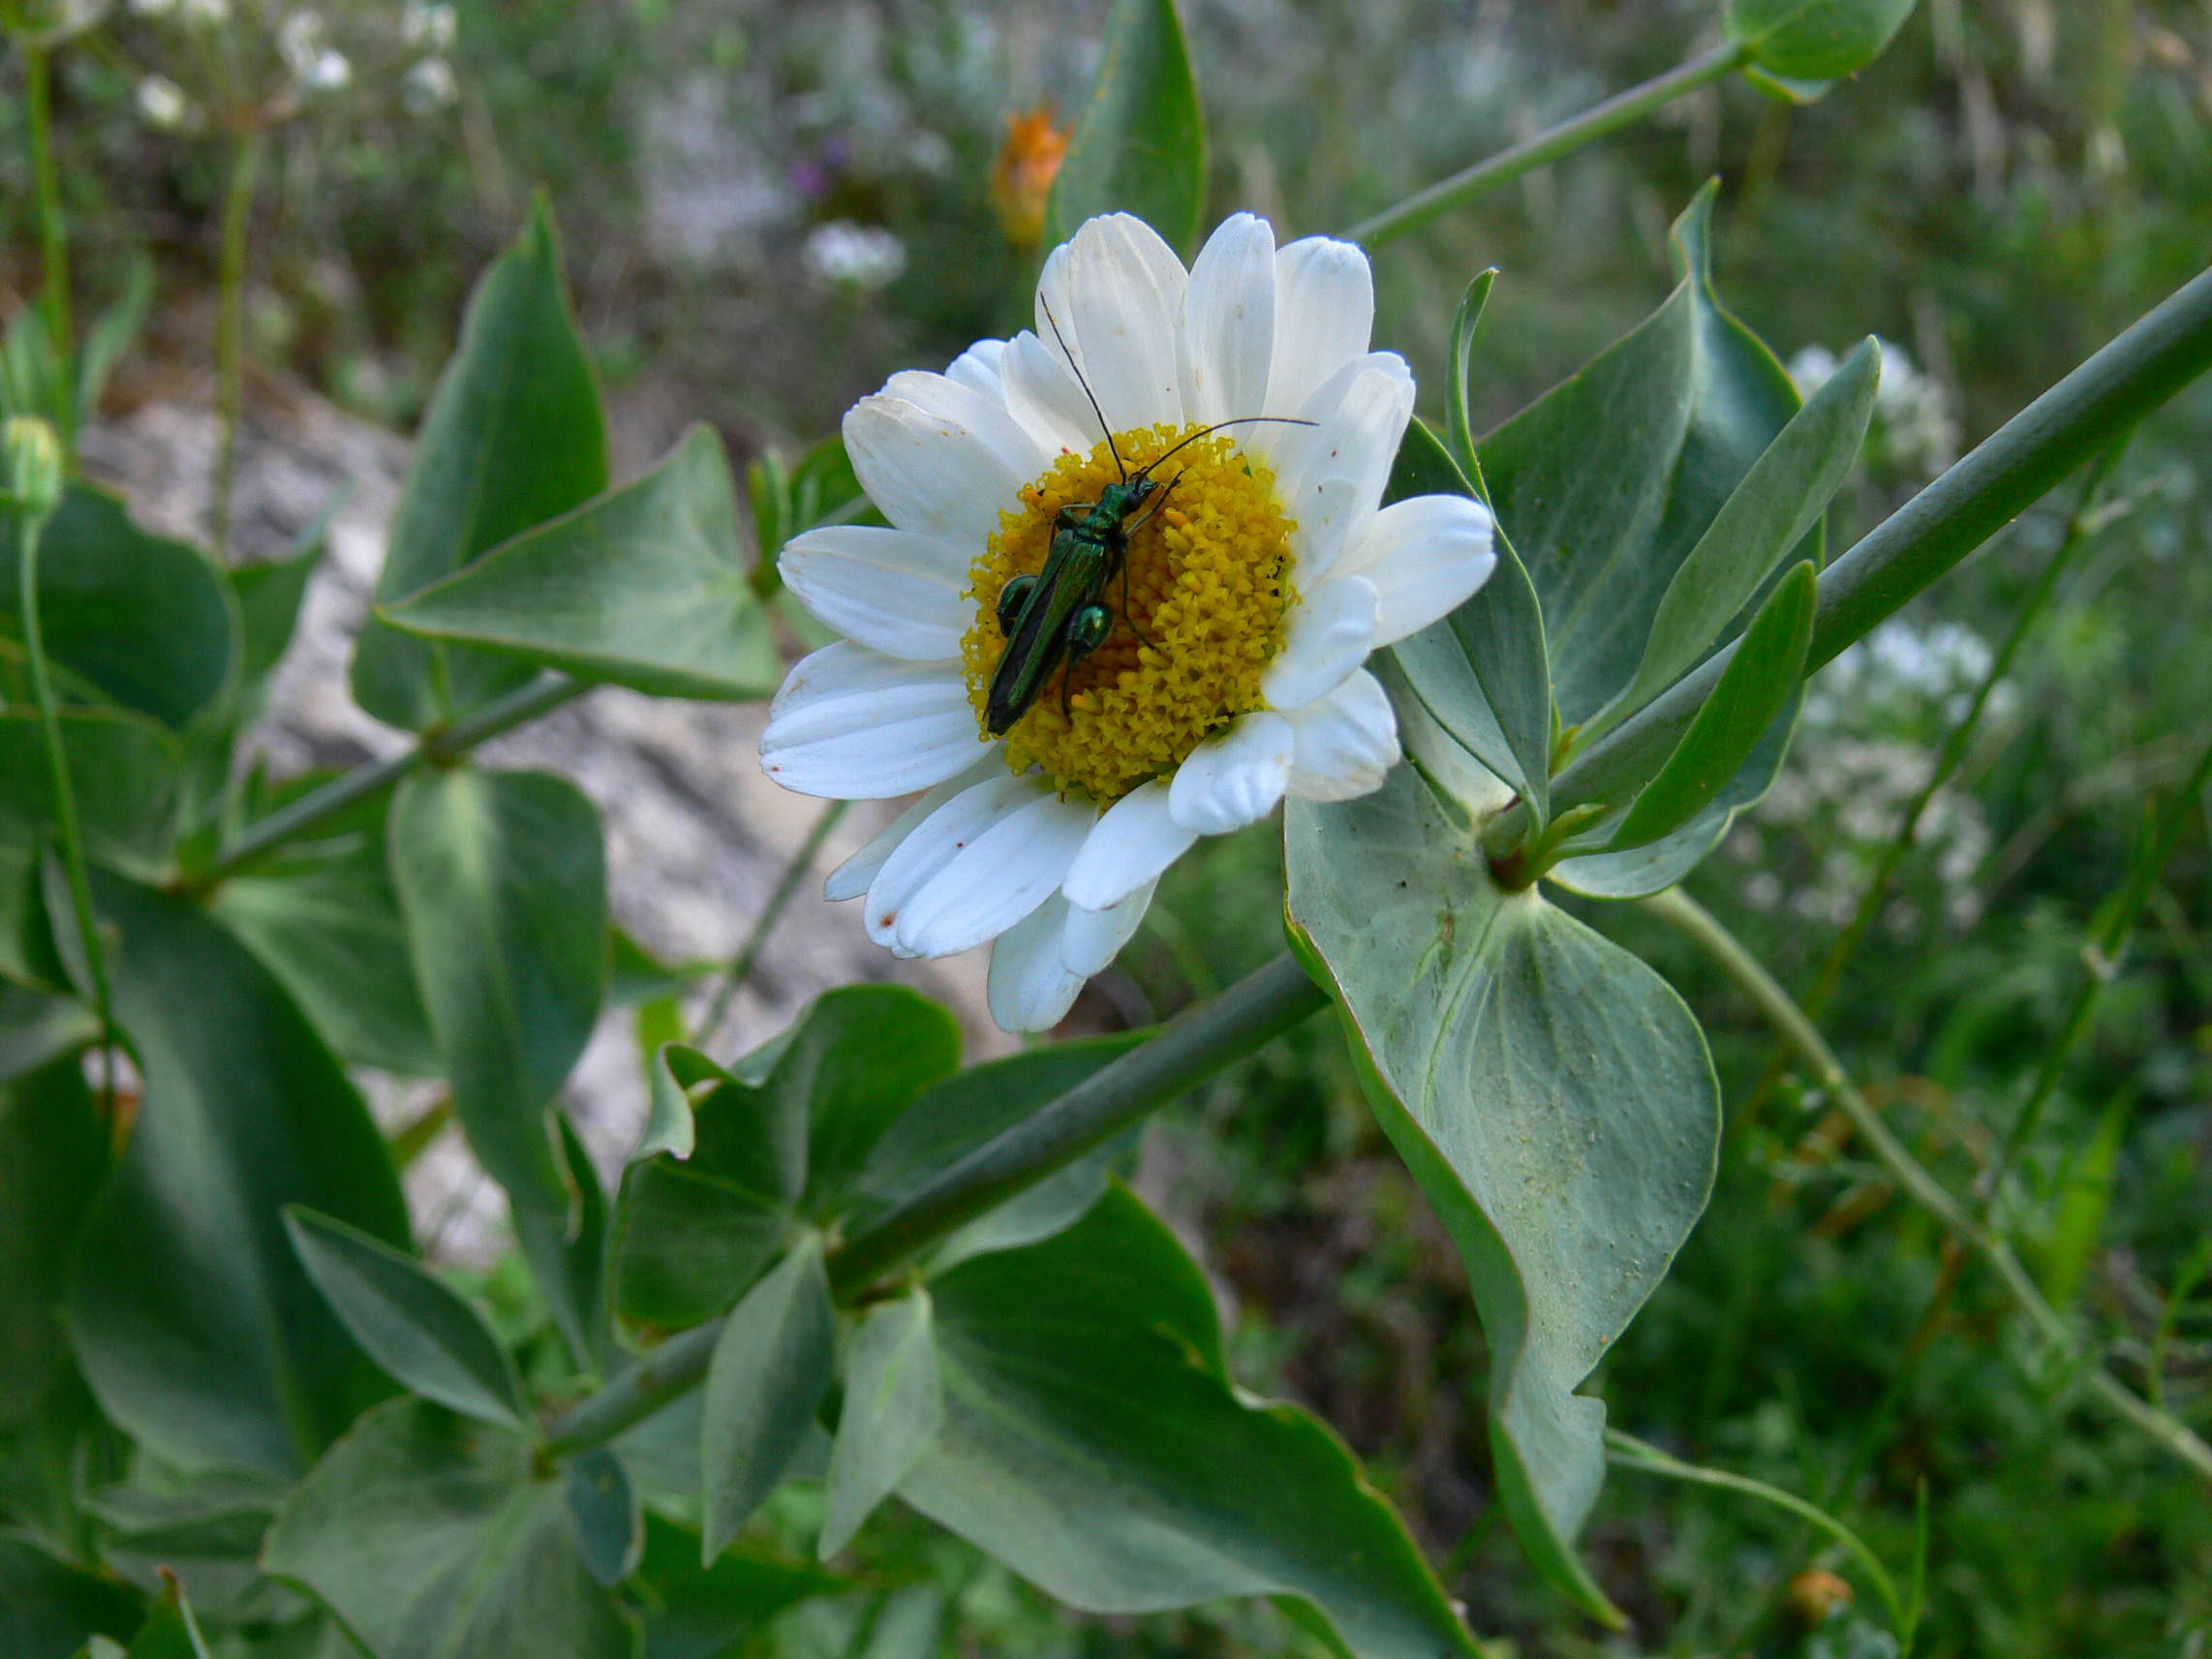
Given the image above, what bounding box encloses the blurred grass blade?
[1043,0,1207,253]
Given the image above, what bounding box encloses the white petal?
[1060,778,1198,909]
[1168,712,1294,835]
[944,337,1007,398]
[1286,668,1400,802]
[822,756,1000,903]
[864,774,1039,948]
[780,524,973,660]
[1179,212,1275,427]
[894,788,1096,959]
[1261,574,1377,711]
[844,385,1029,549]
[1000,329,1105,458]
[1275,353,1415,581]
[881,369,1050,481]
[760,644,982,799]
[1269,235,1374,417]
[1056,213,1188,434]
[987,896,1087,1033]
[1060,879,1156,978]
[1333,492,1498,645]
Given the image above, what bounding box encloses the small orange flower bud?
[989,104,1070,248]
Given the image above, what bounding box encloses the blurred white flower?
[801,220,908,290]
[1786,344,1839,398]
[400,0,453,50]
[136,73,189,129]
[402,55,457,112]
[303,48,351,90]
[276,9,323,73]
[127,0,177,15]
[1791,336,1958,480]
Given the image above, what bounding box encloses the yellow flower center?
[961,423,1296,805]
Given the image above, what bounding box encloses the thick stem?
[23,46,73,414]
[1489,262,2212,858]
[542,953,1329,1455]
[196,675,588,886]
[1641,886,2212,1486]
[1341,41,1749,246]
[15,506,114,1085]
[211,127,264,560]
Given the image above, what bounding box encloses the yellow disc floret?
[962,423,1295,804]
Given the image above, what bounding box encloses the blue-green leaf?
[566,1450,643,1588]
[1608,339,1874,727]
[381,426,780,703]
[1042,0,1207,254]
[284,1206,529,1430]
[700,1237,838,1560]
[820,1290,942,1559]
[0,1537,141,1659]
[63,873,410,1477]
[351,198,609,732]
[1286,767,1719,1622]
[897,1185,1479,1659]
[388,768,607,1216]
[0,710,181,881]
[0,485,234,732]
[0,1056,105,1427]
[118,1577,214,1659]
[262,1398,636,1659]
[1725,0,1919,79]
[1607,560,1817,854]
[1479,187,1805,730]
[1444,269,1497,478]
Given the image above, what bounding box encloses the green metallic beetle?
[985,304,1313,736]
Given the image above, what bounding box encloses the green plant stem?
[15,505,114,1091]
[1735,449,2125,1136]
[1488,262,2212,860]
[211,127,263,561]
[196,675,588,886]
[541,952,1329,1456]
[1983,731,2212,1192]
[695,798,849,1045]
[1341,40,1749,246]
[22,46,73,409]
[1604,1429,1907,1635]
[1640,885,2212,1486]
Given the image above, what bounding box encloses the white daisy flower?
[760,212,1496,1030]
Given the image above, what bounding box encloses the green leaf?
[1444,269,1497,476]
[0,1536,142,1659]
[283,1206,530,1430]
[1607,560,1817,854]
[848,1033,1142,1269]
[211,836,440,1077]
[382,426,780,703]
[1608,339,1875,727]
[0,708,183,878]
[1725,0,1918,78]
[630,1515,847,1659]
[86,1466,292,1626]
[819,1290,942,1559]
[0,1056,105,1428]
[1387,421,1553,821]
[566,1450,643,1588]
[897,1185,1478,1659]
[1478,187,1805,729]
[351,198,610,732]
[787,988,963,1215]
[0,981,96,1084]
[0,486,235,731]
[231,517,327,696]
[516,1111,615,1373]
[1544,683,1800,900]
[64,872,411,1477]
[1042,0,1207,254]
[119,1577,214,1659]
[1285,769,1719,1622]
[700,1237,838,1560]
[388,767,607,1215]
[261,1398,636,1659]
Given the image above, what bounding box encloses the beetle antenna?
[1041,297,1127,483]
[1134,415,1318,478]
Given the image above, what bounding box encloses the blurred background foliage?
[4,0,2209,1653]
